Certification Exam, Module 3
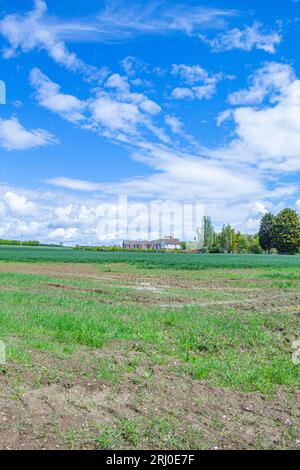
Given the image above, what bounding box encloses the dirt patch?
[45,283,108,294]
[0,355,299,450]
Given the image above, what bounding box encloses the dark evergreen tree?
[258,213,274,252]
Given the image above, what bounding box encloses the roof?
[162,238,181,244]
[123,240,149,244]
[123,237,181,245]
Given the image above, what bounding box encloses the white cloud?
[171,82,219,101]
[47,177,101,192]
[228,62,295,105]
[104,73,161,115]
[171,87,194,100]
[171,64,230,101]
[4,192,36,215]
[48,227,78,241]
[54,204,95,226]
[30,69,164,143]
[0,1,235,75]
[200,21,281,54]
[51,144,262,207]
[164,115,184,134]
[0,0,86,72]
[244,201,268,231]
[93,2,235,40]
[171,64,209,85]
[213,65,300,172]
[30,68,86,122]
[0,117,57,150]
[232,83,300,170]
[105,73,129,92]
[216,109,233,126]
[89,94,142,135]
[120,56,148,77]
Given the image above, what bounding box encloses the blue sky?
[0,0,300,244]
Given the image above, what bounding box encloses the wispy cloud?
[91,1,235,39]
[0,0,236,70]
[200,21,282,54]
[0,0,103,79]
[0,117,57,150]
[0,1,85,71]
[46,177,101,192]
[30,68,87,122]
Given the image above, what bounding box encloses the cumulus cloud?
[228,62,295,105]
[171,64,210,85]
[200,21,281,54]
[4,192,36,215]
[0,117,57,150]
[48,227,78,241]
[120,56,149,77]
[30,69,165,143]
[104,73,161,117]
[213,64,300,172]
[171,64,231,101]
[89,95,142,135]
[232,84,300,171]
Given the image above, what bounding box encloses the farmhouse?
[122,236,181,251]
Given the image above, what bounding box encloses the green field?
[0,247,299,449]
[1,245,300,268]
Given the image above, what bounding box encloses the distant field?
[1,245,300,269]
[0,249,299,449]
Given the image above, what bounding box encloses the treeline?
[0,239,40,246]
[201,208,300,255]
[198,220,264,254]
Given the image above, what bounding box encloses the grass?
[0,271,299,393]
[0,248,299,449]
[1,244,300,269]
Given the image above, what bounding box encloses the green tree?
[235,231,249,253]
[258,213,274,252]
[219,224,233,253]
[272,209,300,254]
[249,235,264,254]
[231,229,237,253]
[203,216,215,250]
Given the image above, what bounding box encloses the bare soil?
[0,349,299,450]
